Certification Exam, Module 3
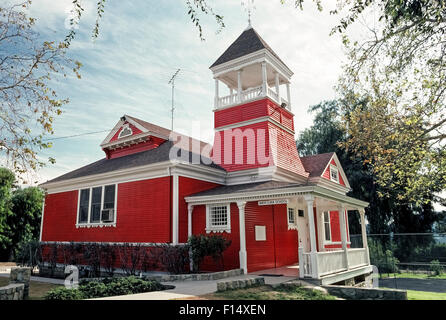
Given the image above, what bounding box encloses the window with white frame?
[330,165,339,183]
[77,184,116,226]
[206,204,231,233]
[323,211,331,241]
[287,207,297,230]
[288,207,295,224]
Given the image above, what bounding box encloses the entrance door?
[297,208,310,252]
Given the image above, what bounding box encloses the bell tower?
[210,27,308,182]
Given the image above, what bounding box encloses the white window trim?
[330,164,339,183]
[287,206,297,230]
[206,204,231,233]
[323,211,332,243]
[76,184,118,228]
[118,124,133,139]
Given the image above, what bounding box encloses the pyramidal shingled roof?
[210,27,288,68]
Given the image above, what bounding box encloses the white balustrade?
[347,248,368,268]
[299,248,369,279]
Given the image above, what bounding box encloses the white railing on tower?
[242,85,263,101]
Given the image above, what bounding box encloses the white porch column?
[359,208,370,265]
[338,203,349,270]
[275,72,280,102]
[187,204,194,239]
[237,70,242,103]
[214,78,219,108]
[187,204,194,271]
[172,174,179,245]
[304,195,317,253]
[237,201,248,274]
[261,62,267,95]
[304,194,318,278]
[229,87,234,103]
[286,83,291,108]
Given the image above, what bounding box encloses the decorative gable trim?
[320,153,351,190]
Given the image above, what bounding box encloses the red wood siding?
[214,98,294,132]
[322,159,346,186]
[105,137,166,159]
[272,204,298,267]
[323,210,351,250]
[110,122,143,142]
[191,204,240,271]
[245,202,298,272]
[178,177,221,243]
[270,123,307,176]
[41,177,172,243]
[212,121,307,176]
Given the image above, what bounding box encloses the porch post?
[338,203,349,270]
[261,62,267,95]
[237,70,243,103]
[172,173,179,245]
[304,194,318,278]
[275,72,280,102]
[187,204,194,239]
[187,204,194,271]
[359,208,370,265]
[286,83,291,109]
[229,87,234,104]
[214,78,219,108]
[237,201,248,274]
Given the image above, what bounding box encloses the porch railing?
[299,247,369,279]
[216,86,290,110]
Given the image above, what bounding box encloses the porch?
[185,182,371,283]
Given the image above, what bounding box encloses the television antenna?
[168,68,181,131]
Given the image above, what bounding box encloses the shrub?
[101,244,117,277]
[430,259,444,276]
[368,239,399,273]
[44,276,164,300]
[44,287,86,300]
[83,243,102,278]
[15,240,42,273]
[188,234,231,272]
[157,244,190,274]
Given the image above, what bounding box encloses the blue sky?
[25,0,349,183]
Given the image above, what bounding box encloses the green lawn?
[201,285,336,300]
[380,272,446,280]
[406,290,446,300]
[0,276,61,300]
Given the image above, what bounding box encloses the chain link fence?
[350,233,446,277]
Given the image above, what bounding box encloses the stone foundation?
[0,284,25,300]
[216,277,265,292]
[0,267,31,300]
[322,285,407,300]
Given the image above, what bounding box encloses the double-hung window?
[77,184,117,227]
[323,211,331,242]
[330,165,339,183]
[206,204,231,233]
[287,207,297,230]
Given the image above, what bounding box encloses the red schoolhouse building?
[40,26,371,285]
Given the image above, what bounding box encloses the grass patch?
[202,285,336,300]
[0,276,61,300]
[406,290,446,300]
[380,272,446,280]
